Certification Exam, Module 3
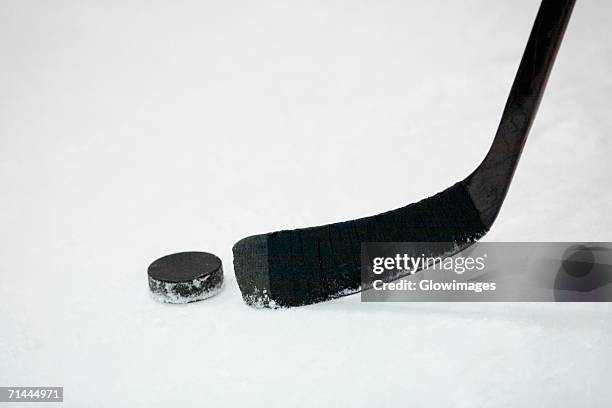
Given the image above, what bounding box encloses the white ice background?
[1,0,611,406]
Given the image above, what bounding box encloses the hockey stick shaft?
[465,0,576,226]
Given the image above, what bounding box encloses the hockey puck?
[148,252,224,304]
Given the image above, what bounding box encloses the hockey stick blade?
[233,0,576,308]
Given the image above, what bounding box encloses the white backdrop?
[1,0,611,406]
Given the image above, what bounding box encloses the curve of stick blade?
[233,182,487,308]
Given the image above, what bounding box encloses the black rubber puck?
[147,252,224,304]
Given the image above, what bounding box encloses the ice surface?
[1,0,611,406]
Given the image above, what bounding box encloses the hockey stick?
[233,0,576,308]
